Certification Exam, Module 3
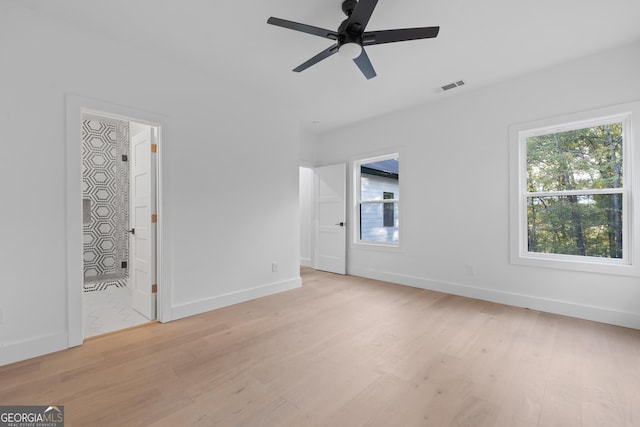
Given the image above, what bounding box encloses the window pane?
[357,156,399,244]
[527,123,623,192]
[361,158,399,201]
[527,194,623,258]
[360,202,398,243]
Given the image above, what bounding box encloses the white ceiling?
[13,0,640,132]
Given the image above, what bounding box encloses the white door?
[315,163,346,274]
[129,127,157,319]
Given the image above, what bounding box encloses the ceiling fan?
[267,0,440,80]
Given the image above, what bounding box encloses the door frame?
[65,94,167,347]
[299,164,315,268]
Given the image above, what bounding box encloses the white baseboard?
[0,331,68,367]
[349,266,640,330]
[1,277,302,366]
[171,276,302,321]
[300,258,312,267]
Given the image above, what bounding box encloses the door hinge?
[121,154,128,162]
[151,143,157,153]
[151,214,157,223]
[152,284,157,293]
[121,261,128,269]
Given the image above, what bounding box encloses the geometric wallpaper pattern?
[82,119,129,291]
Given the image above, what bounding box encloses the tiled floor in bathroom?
[84,285,150,338]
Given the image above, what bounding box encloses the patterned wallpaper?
[82,119,129,289]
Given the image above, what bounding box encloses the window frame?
[353,153,401,249]
[509,102,640,276]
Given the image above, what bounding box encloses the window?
[526,120,624,258]
[510,102,640,274]
[354,154,399,245]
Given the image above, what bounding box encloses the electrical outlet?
[272,263,278,273]
[465,265,475,276]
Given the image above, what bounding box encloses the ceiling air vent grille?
[441,80,465,91]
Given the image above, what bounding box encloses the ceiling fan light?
[338,42,362,59]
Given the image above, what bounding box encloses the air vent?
[441,80,465,91]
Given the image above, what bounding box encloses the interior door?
[129,127,156,320]
[315,163,346,274]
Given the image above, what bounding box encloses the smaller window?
[354,154,399,246]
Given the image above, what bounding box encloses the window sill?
[352,241,402,252]
[511,252,638,276]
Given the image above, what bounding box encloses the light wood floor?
[1,268,639,426]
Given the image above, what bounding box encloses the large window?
[510,103,640,274]
[526,120,624,258]
[354,154,399,245]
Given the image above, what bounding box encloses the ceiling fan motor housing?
[338,19,363,47]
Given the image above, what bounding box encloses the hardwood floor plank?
[1,267,639,426]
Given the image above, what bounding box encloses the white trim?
[65,94,171,349]
[509,100,640,276]
[0,331,68,367]
[349,266,640,330]
[526,188,623,198]
[171,277,301,320]
[360,198,400,204]
[518,112,632,139]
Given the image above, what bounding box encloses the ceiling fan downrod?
[342,0,358,16]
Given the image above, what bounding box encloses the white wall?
[314,41,640,329]
[0,3,300,365]
[299,129,318,166]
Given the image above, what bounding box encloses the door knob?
[335,222,345,227]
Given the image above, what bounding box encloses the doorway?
[299,164,347,274]
[81,112,158,338]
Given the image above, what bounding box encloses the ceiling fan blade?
[293,44,339,72]
[346,0,378,33]
[267,17,338,40]
[353,48,377,80]
[362,26,440,46]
